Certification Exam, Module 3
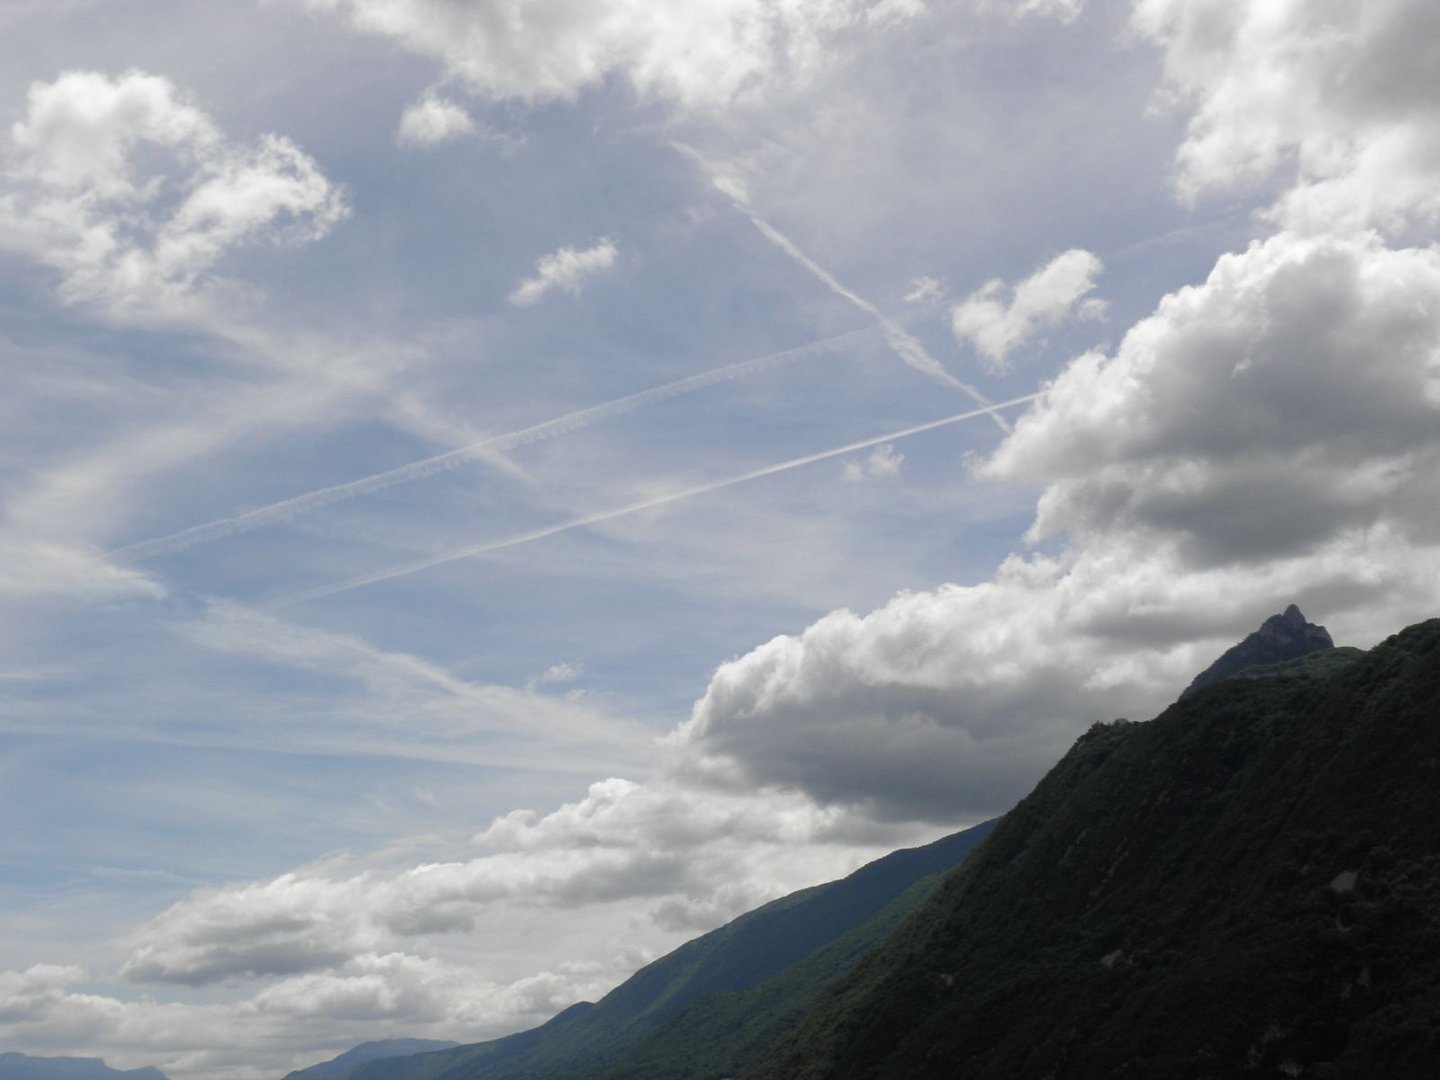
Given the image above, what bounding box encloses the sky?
[2,1,1439,1078]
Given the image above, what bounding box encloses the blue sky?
[3,2,1439,1078]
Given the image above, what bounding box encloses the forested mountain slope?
[744,618,1440,1079]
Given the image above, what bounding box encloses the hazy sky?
[2,2,1438,1078]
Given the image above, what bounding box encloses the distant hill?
[743,616,1440,1079]
[0,1053,167,1080]
[283,1042,459,1080]
[336,818,997,1080]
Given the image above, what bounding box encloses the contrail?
[674,143,1011,433]
[274,392,1041,608]
[109,325,885,562]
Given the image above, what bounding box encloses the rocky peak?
[1184,605,1334,696]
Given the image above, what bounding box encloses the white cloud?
[670,225,1440,822]
[0,537,164,602]
[0,70,347,319]
[902,275,942,304]
[396,94,475,147]
[0,956,623,1080]
[526,662,585,691]
[507,238,618,307]
[297,0,1086,115]
[951,248,1106,370]
[119,775,922,988]
[1134,0,1440,234]
[1019,0,1083,20]
[0,965,88,1023]
[842,444,903,483]
[297,0,918,113]
[986,231,1440,562]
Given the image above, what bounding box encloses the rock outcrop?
[1183,603,1335,696]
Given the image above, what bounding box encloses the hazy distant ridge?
[0,1053,168,1080]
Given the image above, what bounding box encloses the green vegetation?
[742,621,1440,1079]
[596,873,945,1080]
[338,821,995,1080]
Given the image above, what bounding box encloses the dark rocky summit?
[1184,603,1336,696]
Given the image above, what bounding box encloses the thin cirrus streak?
[740,213,1012,434]
[273,392,1041,608]
[108,325,888,562]
[672,141,1011,433]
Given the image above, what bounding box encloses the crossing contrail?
[273,392,1041,608]
[109,325,886,562]
[674,143,1011,433]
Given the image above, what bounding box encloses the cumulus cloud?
[951,249,1106,370]
[120,776,919,987]
[669,3,1440,815]
[986,231,1440,562]
[0,956,623,1080]
[297,0,922,112]
[507,238,618,307]
[1135,0,1440,233]
[0,965,87,1023]
[298,0,1087,115]
[396,94,475,146]
[0,70,347,318]
[670,226,1440,821]
[842,444,903,482]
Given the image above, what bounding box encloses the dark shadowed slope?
[341,819,996,1080]
[593,870,948,1080]
[744,617,1440,1080]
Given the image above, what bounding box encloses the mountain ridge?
[1184,603,1337,695]
[742,615,1440,1079]
[0,1053,168,1080]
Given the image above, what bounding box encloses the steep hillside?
[594,872,944,1080]
[744,618,1440,1079]
[343,819,995,1080]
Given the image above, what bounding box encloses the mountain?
[1184,603,1339,695]
[0,1054,167,1080]
[743,615,1440,1079]
[591,869,950,1080]
[337,818,997,1080]
[284,1042,460,1080]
